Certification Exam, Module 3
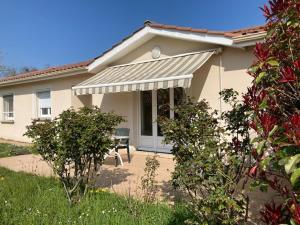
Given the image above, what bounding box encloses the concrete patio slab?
[0,150,177,201]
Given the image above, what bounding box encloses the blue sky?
[0,0,266,69]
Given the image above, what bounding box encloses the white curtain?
[3,95,13,112]
[37,91,51,108]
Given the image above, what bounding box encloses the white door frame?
[138,88,174,153]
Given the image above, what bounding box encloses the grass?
[0,143,31,158]
[0,167,191,225]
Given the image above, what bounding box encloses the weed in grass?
[0,143,31,158]
[0,167,191,225]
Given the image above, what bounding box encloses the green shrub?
[24,106,124,204]
[159,96,251,225]
[243,0,300,223]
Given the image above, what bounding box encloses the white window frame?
[36,90,51,119]
[2,94,14,121]
[2,93,15,121]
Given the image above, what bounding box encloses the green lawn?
[0,167,190,225]
[0,143,31,158]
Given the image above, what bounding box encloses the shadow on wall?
[188,56,215,102]
[222,47,255,72]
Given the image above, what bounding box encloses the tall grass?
[0,143,31,158]
[0,167,190,225]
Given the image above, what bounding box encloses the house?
[0,21,265,153]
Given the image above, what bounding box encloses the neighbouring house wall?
[0,73,93,142]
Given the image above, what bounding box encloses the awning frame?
[73,74,193,89]
[73,49,221,95]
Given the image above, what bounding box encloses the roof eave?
[88,26,234,73]
[232,32,267,47]
[0,67,90,87]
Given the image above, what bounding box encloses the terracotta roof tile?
[0,60,93,83]
[145,21,266,38]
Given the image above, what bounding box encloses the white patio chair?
[104,148,123,166]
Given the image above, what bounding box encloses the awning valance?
[73,50,216,95]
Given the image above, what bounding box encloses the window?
[3,94,14,121]
[37,90,51,118]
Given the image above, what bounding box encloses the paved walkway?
[0,151,179,201]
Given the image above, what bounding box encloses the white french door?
[138,88,184,153]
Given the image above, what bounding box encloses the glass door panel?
[140,91,153,136]
[174,87,185,106]
[157,89,170,136]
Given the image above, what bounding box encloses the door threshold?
[137,146,172,154]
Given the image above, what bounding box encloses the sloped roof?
[0,60,92,85]
[145,21,266,38]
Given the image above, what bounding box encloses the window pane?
[157,89,170,136]
[174,87,185,106]
[3,95,13,112]
[37,91,51,117]
[41,108,51,116]
[3,95,14,120]
[140,91,152,136]
[174,87,185,119]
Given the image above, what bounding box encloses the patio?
[0,150,179,201]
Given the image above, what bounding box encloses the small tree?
[141,154,160,202]
[159,96,251,225]
[243,0,300,223]
[25,106,124,204]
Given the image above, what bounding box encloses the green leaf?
[248,66,259,74]
[257,140,266,155]
[259,99,268,110]
[291,168,300,186]
[285,154,300,174]
[251,137,261,144]
[267,59,280,67]
[259,183,268,192]
[268,125,278,137]
[278,157,289,166]
[291,218,297,225]
[255,72,266,84]
[260,157,272,170]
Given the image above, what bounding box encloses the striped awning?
[73,50,216,95]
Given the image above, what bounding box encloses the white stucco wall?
[0,74,93,142]
[0,36,254,144]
